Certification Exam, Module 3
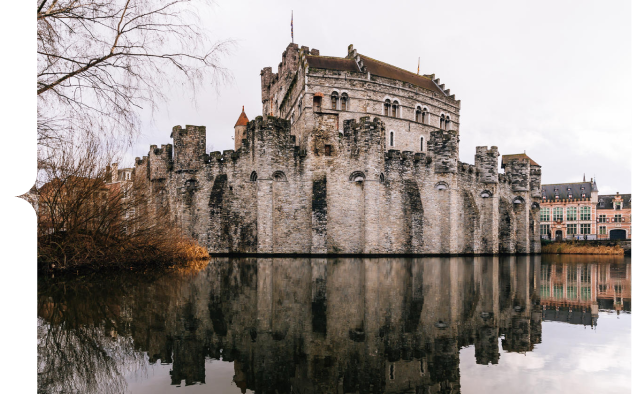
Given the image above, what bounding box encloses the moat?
[38,256,631,394]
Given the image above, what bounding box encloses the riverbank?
[38,234,210,275]
[541,242,625,255]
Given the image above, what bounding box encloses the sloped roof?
[305,55,358,72]
[501,153,540,167]
[358,54,443,94]
[305,53,444,94]
[234,106,249,127]
[541,182,593,200]
[597,194,631,210]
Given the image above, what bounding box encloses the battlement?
[149,144,173,180]
[429,129,459,173]
[172,125,206,173]
[342,116,384,137]
[475,146,500,184]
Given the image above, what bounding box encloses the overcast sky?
[133,0,631,194]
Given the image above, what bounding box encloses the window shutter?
[606,218,609,222]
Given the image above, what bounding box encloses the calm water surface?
[37,255,631,394]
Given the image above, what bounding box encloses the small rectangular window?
[313,96,322,112]
[599,226,607,235]
[324,145,332,156]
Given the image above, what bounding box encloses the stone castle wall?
[132,114,540,254]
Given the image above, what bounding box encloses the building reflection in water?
[37,256,631,394]
[540,256,631,326]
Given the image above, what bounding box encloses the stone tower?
[234,106,249,150]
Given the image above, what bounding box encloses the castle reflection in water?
[37,256,630,394]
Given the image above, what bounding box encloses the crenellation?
[122,42,540,255]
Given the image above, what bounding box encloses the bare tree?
[37,0,233,148]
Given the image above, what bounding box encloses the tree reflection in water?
[37,256,630,394]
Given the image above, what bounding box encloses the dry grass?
[541,243,624,255]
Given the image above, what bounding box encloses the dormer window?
[340,93,348,111]
[599,199,604,207]
[581,193,586,198]
[331,92,339,110]
[555,195,559,199]
[568,194,572,199]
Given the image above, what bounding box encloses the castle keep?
[128,43,542,255]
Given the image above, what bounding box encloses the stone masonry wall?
[132,113,540,255]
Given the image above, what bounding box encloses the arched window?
[415,106,422,122]
[340,93,348,111]
[422,108,427,124]
[331,91,339,110]
[298,100,302,116]
[440,114,445,130]
[480,190,492,198]
[445,115,451,131]
[389,131,394,147]
[272,171,287,182]
[435,182,448,191]
[420,136,424,151]
[349,171,366,182]
[392,100,399,118]
[379,173,385,183]
[384,99,391,116]
[250,171,258,182]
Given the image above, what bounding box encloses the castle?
[125,43,542,255]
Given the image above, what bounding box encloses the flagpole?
[291,10,294,44]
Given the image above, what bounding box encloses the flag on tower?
[417,57,420,75]
[291,11,294,43]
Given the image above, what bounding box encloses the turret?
[171,125,206,173]
[234,106,249,151]
[429,130,459,173]
[501,153,539,192]
[475,146,499,183]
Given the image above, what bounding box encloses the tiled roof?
[305,55,358,72]
[501,153,540,167]
[305,53,444,94]
[597,194,631,210]
[358,54,443,94]
[234,106,249,127]
[541,182,593,201]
